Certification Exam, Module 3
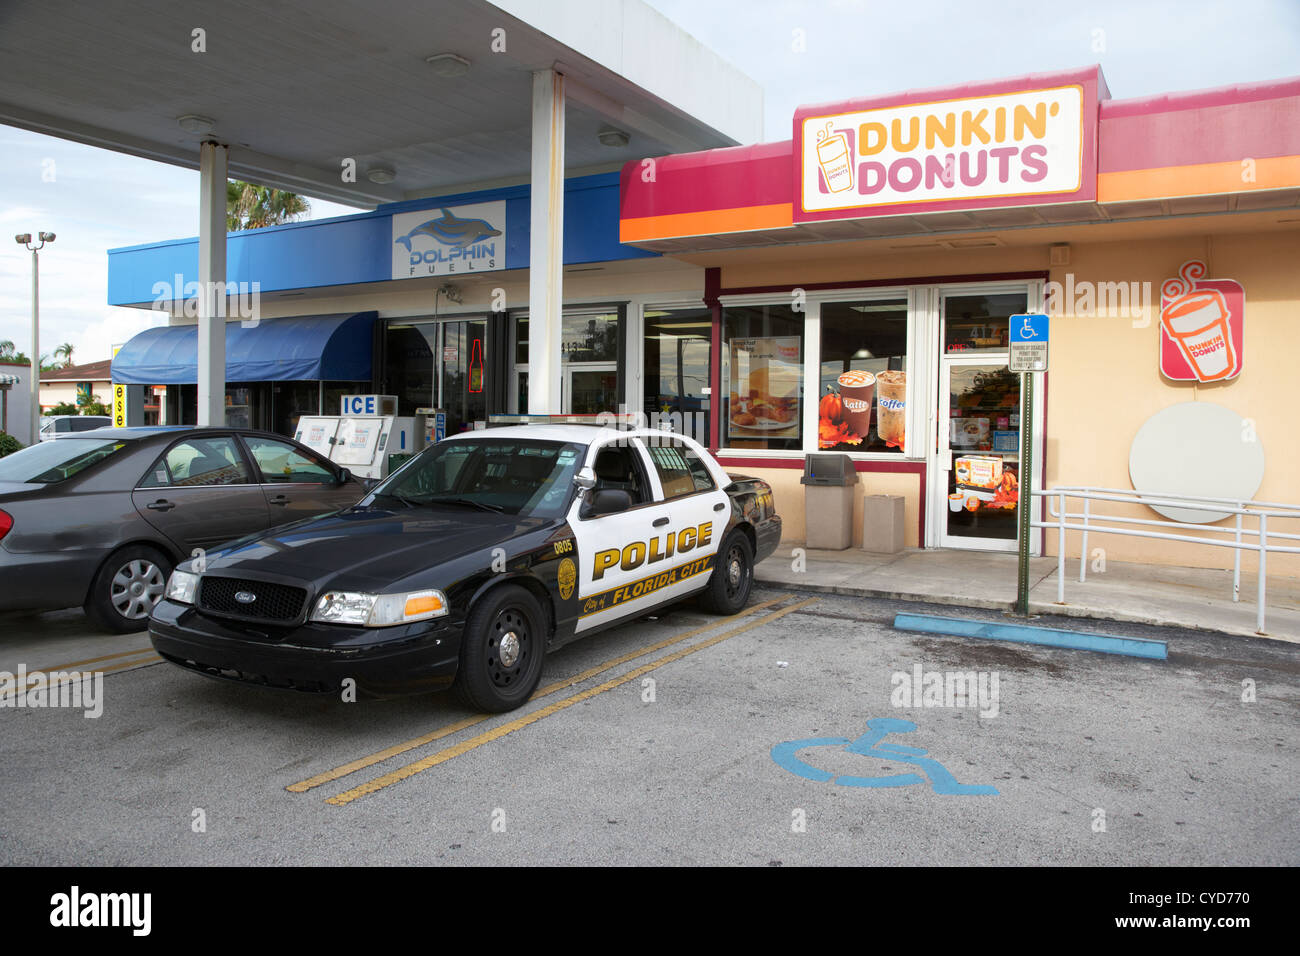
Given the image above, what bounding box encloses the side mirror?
[336,467,353,485]
[583,488,633,518]
[574,466,596,492]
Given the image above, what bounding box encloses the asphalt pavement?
[0,588,1295,865]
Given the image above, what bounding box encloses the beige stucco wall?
[1043,229,1300,576]
[717,461,922,550]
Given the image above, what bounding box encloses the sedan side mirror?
[336,467,353,485]
[574,466,596,492]
[583,488,633,518]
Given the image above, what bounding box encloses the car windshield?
[366,438,584,517]
[0,437,129,483]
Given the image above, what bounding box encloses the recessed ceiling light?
[367,167,396,184]
[425,53,470,77]
[597,127,630,148]
[177,114,216,134]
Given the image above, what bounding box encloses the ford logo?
[234,591,257,605]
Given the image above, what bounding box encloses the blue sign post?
[1009,314,1048,616]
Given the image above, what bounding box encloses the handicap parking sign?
[1009,313,1049,371]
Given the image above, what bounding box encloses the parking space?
[1,589,1296,865]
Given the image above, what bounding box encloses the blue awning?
[110,311,377,384]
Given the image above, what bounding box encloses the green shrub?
[0,431,23,458]
[47,402,79,416]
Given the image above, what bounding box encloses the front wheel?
[84,545,174,633]
[699,531,754,615]
[452,584,548,713]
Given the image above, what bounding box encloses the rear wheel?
[700,530,754,615]
[84,545,174,633]
[452,584,548,713]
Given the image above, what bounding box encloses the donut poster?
[728,337,801,439]
[1159,260,1244,383]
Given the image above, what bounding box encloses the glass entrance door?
[933,290,1029,552]
[438,319,487,435]
[938,359,1022,550]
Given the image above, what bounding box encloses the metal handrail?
[1029,486,1300,635]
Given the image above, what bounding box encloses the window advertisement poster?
[728,336,801,440]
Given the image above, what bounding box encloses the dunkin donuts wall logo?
[1159,260,1244,383]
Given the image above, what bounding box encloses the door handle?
[146,499,175,512]
[713,502,726,511]
[269,495,290,506]
[652,516,669,527]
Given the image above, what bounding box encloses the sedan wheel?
[85,545,174,634]
[453,584,548,713]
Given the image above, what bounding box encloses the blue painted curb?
[892,613,1168,660]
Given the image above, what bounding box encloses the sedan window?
[243,436,334,483]
[0,438,128,484]
[140,436,252,488]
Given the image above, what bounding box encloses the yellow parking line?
[326,597,819,806]
[288,594,791,793]
[2,647,156,676]
[0,654,163,694]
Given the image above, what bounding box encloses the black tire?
[84,544,174,634]
[452,584,548,713]
[700,530,754,615]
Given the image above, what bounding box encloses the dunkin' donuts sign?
[1159,260,1244,383]
[794,68,1102,223]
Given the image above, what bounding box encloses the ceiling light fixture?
[177,114,216,134]
[425,53,470,78]
[366,167,397,184]
[597,127,630,148]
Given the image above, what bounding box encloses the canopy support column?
[197,140,228,426]
[527,69,565,415]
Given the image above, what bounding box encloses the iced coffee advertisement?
[728,336,801,439]
[1159,259,1244,383]
[818,367,906,453]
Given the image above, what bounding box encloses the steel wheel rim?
[724,545,748,600]
[110,558,166,619]
[486,607,531,688]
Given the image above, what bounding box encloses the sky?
[1,0,1297,369]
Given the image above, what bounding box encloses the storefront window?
[943,293,1025,353]
[644,307,710,440]
[513,310,622,415]
[817,297,908,453]
[723,303,802,451]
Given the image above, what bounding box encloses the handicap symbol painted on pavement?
[770,717,998,795]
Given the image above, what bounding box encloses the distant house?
[39,359,112,411]
[0,361,32,442]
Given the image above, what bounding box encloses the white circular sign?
[1129,402,1265,523]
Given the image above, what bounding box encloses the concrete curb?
[753,571,1294,643]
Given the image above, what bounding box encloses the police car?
[149,425,782,712]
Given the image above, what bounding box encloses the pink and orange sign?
[793,67,1105,223]
[1159,260,1244,383]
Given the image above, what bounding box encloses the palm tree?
[54,342,74,367]
[0,341,29,364]
[227,180,310,231]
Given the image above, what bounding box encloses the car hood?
[198,505,553,591]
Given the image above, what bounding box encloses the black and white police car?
[149,425,782,712]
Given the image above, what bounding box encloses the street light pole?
[15,231,55,444]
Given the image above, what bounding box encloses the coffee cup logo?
[815,121,854,194]
[1159,260,1243,383]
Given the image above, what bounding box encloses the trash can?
[862,494,905,553]
[800,453,857,550]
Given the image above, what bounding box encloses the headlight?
[310,588,448,627]
[166,569,200,605]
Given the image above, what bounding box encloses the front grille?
[198,576,307,622]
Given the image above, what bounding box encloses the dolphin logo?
[395,208,502,252]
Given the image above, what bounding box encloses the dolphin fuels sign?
[391,201,507,280]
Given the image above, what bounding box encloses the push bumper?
[148,599,463,698]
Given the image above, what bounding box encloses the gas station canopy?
[0,0,762,206]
